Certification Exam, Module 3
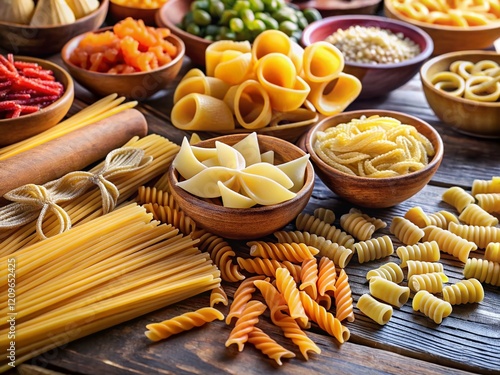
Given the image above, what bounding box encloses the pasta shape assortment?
[428,59,500,103]
[313,115,435,177]
[171,29,362,132]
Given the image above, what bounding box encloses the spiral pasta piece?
[299,291,350,344]
[390,216,425,245]
[471,176,500,196]
[313,207,335,224]
[237,257,301,282]
[366,262,404,283]
[458,203,499,226]
[369,277,410,308]
[317,256,337,296]
[356,294,393,325]
[295,213,355,249]
[334,269,355,322]
[253,279,288,320]
[248,241,319,263]
[226,275,267,325]
[226,300,267,351]
[423,226,478,263]
[396,241,440,267]
[210,285,229,307]
[408,272,449,293]
[145,307,224,342]
[247,327,296,365]
[316,293,332,310]
[354,236,394,264]
[463,258,500,286]
[427,210,459,229]
[271,310,321,360]
[412,290,452,324]
[196,230,245,282]
[404,206,431,228]
[448,222,500,249]
[475,193,500,214]
[143,203,196,235]
[340,210,376,241]
[406,260,444,279]
[276,267,308,327]
[300,258,319,300]
[485,242,500,263]
[442,186,475,213]
[136,186,177,209]
[442,278,484,305]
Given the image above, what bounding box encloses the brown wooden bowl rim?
[168,133,315,213]
[0,56,74,124]
[301,14,434,69]
[420,50,500,109]
[384,0,500,32]
[0,0,109,30]
[305,109,444,182]
[60,26,186,77]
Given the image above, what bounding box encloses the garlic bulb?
[65,0,99,19]
[0,0,35,25]
[30,0,76,26]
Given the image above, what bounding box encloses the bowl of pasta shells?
[167,132,315,240]
[420,50,500,138]
[384,0,500,55]
[303,109,444,208]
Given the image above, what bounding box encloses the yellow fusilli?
[248,241,319,263]
[442,186,475,213]
[448,222,500,249]
[247,327,296,365]
[300,258,319,299]
[463,258,500,287]
[458,203,499,226]
[366,261,404,283]
[334,269,355,322]
[390,216,425,245]
[226,300,267,351]
[408,272,449,293]
[317,256,337,296]
[442,278,484,305]
[354,235,394,263]
[423,225,478,263]
[396,241,440,267]
[237,257,301,282]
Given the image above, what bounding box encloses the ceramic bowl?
[303,109,444,208]
[61,27,185,100]
[109,0,163,25]
[384,0,500,55]
[0,0,108,56]
[167,133,315,240]
[294,0,382,17]
[0,57,74,147]
[301,14,434,99]
[420,50,500,138]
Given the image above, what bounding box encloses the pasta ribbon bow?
[0,147,153,239]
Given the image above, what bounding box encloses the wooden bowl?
[0,57,74,147]
[61,27,185,100]
[303,110,443,208]
[384,0,500,56]
[0,0,108,56]
[109,0,163,26]
[420,51,500,139]
[293,0,382,17]
[167,134,315,240]
[156,0,211,66]
[301,15,434,99]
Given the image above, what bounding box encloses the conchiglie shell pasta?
[171,93,235,131]
[173,75,230,104]
[205,40,252,77]
[307,73,362,116]
[214,51,254,86]
[302,42,344,83]
[223,80,272,130]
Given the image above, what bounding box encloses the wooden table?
[10,52,500,375]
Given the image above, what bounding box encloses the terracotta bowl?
[167,134,315,240]
[156,0,211,66]
[109,1,162,26]
[0,57,74,147]
[303,110,443,208]
[420,51,500,139]
[61,27,185,100]
[0,0,108,56]
[301,15,434,99]
[384,0,500,56]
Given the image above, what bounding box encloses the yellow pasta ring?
[430,71,465,97]
[205,40,252,77]
[213,51,255,86]
[449,60,474,79]
[171,93,235,131]
[251,29,302,73]
[173,75,231,104]
[464,75,500,102]
[231,80,272,130]
[301,41,344,84]
[307,72,361,116]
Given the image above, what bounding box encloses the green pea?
[296,12,308,30]
[240,8,255,24]
[191,0,210,11]
[262,0,279,12]
[272,7,298,24]
[249,0,264,12]
[186,23,201,36]
[209,0,225,17]
[229,17,245,32]
[233,0,251,12]
[247,19,266,32]
[279,20,298,36]
[302,7,322,23]
[182,12,195,28]
[193,9,212,26]
[256,13,279,29]
[204,34,215,41]
[219,9,238,25]
[205,24,221,36]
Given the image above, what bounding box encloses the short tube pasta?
[408,272,449,294]
[485,242,500,263]
[354,235,394,264]
[301,42,344,83]
[442,186,475,213]
[366,262,404,283]
[442,278,484,305]
[447,222,500,249]
[463,258,500,287]
[396,241,440,267]
[356,294,393,325]
[406,260,444,279]
[369,277,410,308]
[458,203,499,227]
[390,216,425,245]
[412,290,452,324]
[205,39,252,77]
[422,225,477,263]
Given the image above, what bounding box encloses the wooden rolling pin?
[0,108,148,198]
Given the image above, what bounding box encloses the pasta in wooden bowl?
[420,50,500,138]
[167,133,315,240]
[302,109,444,208]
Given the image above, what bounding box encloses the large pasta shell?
[231,80,272,130]
[174,75,230,104]
[205,40,252,77]
[214,51,254,86]
[302,42,344,84]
